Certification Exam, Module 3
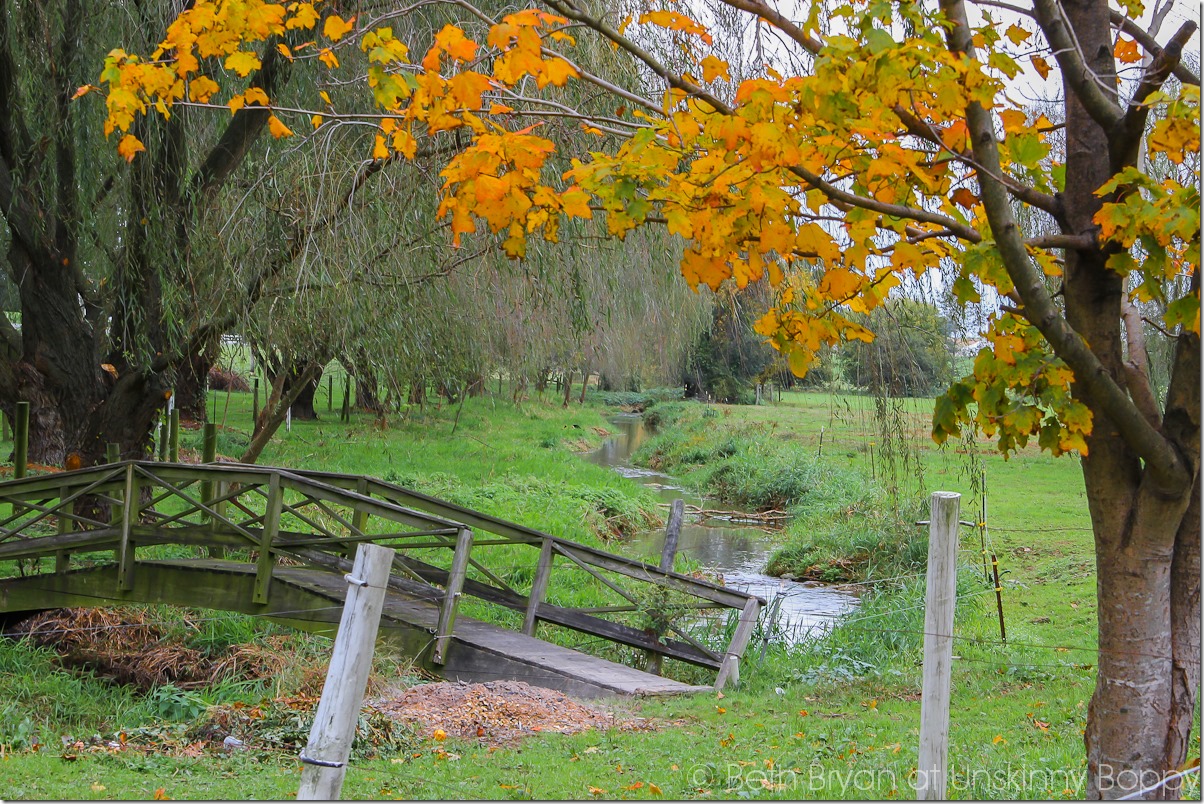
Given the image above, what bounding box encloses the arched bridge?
[0,461,764,697]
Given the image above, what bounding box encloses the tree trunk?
[355,367,383,412]
[174,337,219,424]
[291,370,319,420]
[242,361,323,464]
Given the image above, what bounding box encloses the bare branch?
[1033,0,1125,130]
[1110,9,1200,86]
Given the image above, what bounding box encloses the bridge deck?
[0,558,709,698]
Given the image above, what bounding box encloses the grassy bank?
[0,387,1198,799]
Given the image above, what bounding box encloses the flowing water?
[587,414,859,644]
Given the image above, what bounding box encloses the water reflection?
[588,414,858,643]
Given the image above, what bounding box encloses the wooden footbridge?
[0,461,764,697]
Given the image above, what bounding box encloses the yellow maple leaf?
[276,43,293,61]
[287,3,319,30]
[1004,24,1030,45]
[224,51,261,77]
[318,48,339,68]
[323,14,355,42]
[819,267,861,299]
[1148,117,1200,164]
[537,56,578,88]
[267,115,293,139]
[649,782,663,796]
[243,87,270,106]
[117,133,146,162]
[1030,55,1051,79]
[188,75,220,103]
[700,55,730,82]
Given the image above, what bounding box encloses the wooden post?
[56,484,70,574]
[14,401,29,479]
[252,378,260,426]
[647,499,685,676]
[169,408,180,462]
[341,376,351,422]
[349,477,369,559]
[105,442,120,465]
[117,463,139,591]
[255,473,283,604]
[523,537,555,636]
[297,542,394,801]
[715,597,761,690]
[991,552,1006,644]
[2,409,9,441]
[201,423,225,558]
[157,414,168,462]
[432,527,473,665]
[917,491,960,801]
[327,375,334,412]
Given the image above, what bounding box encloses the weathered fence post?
[297,542,394,801]
[647,499,685,675]
[13,401,28,479]
[523,537,555,636]
[252,378,260,426]
[341,376,352,422]
[117,463,139,591]
[715,597,761,690]
[327,375,334,412]
[917,491,960,801]
[432,527,473,665]
[105,442,120,465]
[254,473,283,604]
[168,408,180,462]
[202,423,225,558]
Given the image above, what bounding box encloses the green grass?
[0,385,1199,799]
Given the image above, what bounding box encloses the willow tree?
[100,0,1199,796]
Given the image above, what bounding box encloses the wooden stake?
[328,375,334,412]
[169,409,180,463]
[433,527,473,665]
[715,597,760,690]
[13,401,28,479]
[252,378,260,426]
[523,537,555,636]
[917,491,960,801]
[297,542,395,801]
[647,499,685,676]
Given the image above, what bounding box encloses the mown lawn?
[0,385,1197,800]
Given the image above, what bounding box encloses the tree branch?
[1110,9,1200,86]
[1110,20,1198,170]
[1032,0,1125,130]
[190,39,293,202]
[943,0,1191,494]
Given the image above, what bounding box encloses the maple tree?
[96,0,1199,797]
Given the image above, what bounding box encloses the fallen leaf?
[649,782,663,795]
[587,786,606,796]
[153,788,170,801]
[993,734,1006,745]
[433,729,447,741]
[624,782,644,791]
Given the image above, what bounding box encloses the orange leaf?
[649,783,663,796]
[1114,37,1141,64]
[952,188,978,209]
[71,84,95,100]
[117,134,146,162]
[1030,55,1051,79]
[153,788,170,801]
[587,786,606,796]
[433,728,447,741]
[268,115,293,139]
[318,48,339,68]
[624,782,644,791]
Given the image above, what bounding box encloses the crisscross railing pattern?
[0,461,764,688]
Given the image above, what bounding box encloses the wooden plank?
[255,473,283,604]
[715,597,761,690]
[433,527,473,665]
[274,471,462,532]
[0,528,122,560]
[523,537,555,636]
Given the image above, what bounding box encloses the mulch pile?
[371,680,658,746]
[12,608,291,688]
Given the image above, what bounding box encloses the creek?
[587,414,859,645]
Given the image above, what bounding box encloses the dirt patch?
[371,680,658,746]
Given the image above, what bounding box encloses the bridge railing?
[0,461,765,688]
